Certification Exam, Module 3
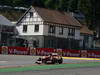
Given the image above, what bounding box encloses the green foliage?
[78,0,100,29]
[43,0,59,10]
[58,0,70,11]
[78,0,92,26]
[68,0,78,12]
[43,0,70,11]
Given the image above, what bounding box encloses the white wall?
[43,25,48,35]
[75,29,80,40]
[43,25,80,39]
[55,27,68,38]
[16,24,44,35]
[16,7,44,36]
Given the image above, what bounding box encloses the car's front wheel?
[58,58,63,64]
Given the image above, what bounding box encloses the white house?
[16,6,82,49]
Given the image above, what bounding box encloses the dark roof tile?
[34,7,82,27]
[80,25,93,35]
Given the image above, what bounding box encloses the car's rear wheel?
[42,59,47,64]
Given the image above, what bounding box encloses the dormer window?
[30,12,33,18]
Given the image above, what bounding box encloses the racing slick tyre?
[42,59,47,64]
[58,58,63,64]
[52,58,57,64]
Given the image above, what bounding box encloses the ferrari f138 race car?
[35,53,63,64]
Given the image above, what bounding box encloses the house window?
[48,25,55,34]
[23,25,27,32]
[68,28,75,36]
[59,27,63,35]
[30,12,33,18]
[34,24,39,32]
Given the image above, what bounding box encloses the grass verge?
[0,62,100,72]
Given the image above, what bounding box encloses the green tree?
[58,0,70,11]
[43,0,70,11]
[78,0,100,29]
[43,0,59,9]
[32,0,45,7]
[0,0,6,5]
[68,0,78,12]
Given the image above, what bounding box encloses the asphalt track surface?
[0,55,100,75]
[0,55,100,67]
[0,55,37,67]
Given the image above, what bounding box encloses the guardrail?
[0,47,100,58]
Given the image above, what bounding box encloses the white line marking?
[0,61,8,63]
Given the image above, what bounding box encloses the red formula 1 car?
[35,53,63,64]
